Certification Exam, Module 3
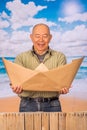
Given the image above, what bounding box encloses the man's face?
[30,25,52,54]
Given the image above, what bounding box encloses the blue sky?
[0,0,87,56]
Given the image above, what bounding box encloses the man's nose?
[39,36,44,41]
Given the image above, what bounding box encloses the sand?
[60,96,87,112]
[0,96,20,112]
[0,95,87,112]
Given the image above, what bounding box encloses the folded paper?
[2,57,84,91]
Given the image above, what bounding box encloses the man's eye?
[35,35,40,38]
[35,34,49,38]
[43,35,48,38]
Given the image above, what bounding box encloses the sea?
[0,56,87,99]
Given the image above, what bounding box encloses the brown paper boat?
[2,57,84,91]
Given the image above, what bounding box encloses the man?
[12,23,69,112]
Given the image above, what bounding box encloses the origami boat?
[2,57,84,91]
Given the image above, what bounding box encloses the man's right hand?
[10,84,23,94]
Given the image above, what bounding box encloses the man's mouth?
[38,43,45,47]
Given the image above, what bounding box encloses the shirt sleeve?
[14,54,24,66]
[57,52,67,66]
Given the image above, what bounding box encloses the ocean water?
[0,56,87,98]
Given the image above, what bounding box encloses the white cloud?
[1,11,10,19]
[0,35,32,57]
[0,19,9,29]
[61,1,83,16]
[6,0,47,29]
[0,29,9,40]
[60,25,87,42]
[49,25,87,56]
[58,12,87,23]
[6,0,47,17]
[50,25,87,44]
[0,40,33,56]
[11,17,56,30]
[0,25,87,56]
[0,0,56,56]
[0,28,31,56]
[0,0,87,57]
[10,30,29,42]
[0,11,10,29]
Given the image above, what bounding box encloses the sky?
[0,0,87,57]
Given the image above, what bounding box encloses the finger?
[15,86,22,93]
[61,88,69,94]
[12,86,22,94]
[18,86,23,93]
[64,88,69,93]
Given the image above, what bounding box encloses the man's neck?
[34,48,49,55]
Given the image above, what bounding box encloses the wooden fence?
[0,112,87,130]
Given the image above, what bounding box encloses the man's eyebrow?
[35,33,49,35]
[34,34,46,36]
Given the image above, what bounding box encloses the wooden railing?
[0,112,87,130]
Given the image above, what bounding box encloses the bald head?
[32,23,50,34]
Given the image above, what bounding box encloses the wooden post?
[50,112,59,130]
[0,112,87,130]
[41,112,49,130]
[59,112,66,130]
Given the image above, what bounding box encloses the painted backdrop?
[0,0,87,111]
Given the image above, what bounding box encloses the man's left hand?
[60,87,69,94]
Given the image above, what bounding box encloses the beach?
[0,78,87,112]
[0,94,87,112]
[60,95,87,112]
[0,96,20,112]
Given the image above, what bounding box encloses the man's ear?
[30,34,32,39]
[50,34,52,40]
[50,34,52,39]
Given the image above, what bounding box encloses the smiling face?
[30,24,52,55]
